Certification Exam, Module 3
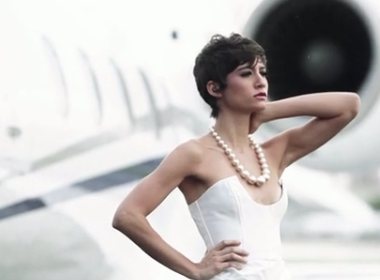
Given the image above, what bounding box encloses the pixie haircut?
[193,33,266,118]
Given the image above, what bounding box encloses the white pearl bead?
[228,153,236,160]
[257,176,265,181]
[256,176,266,185]
[241,170,250,178]
[236,165,244,172]
[249,176,257,183]
[225,148,232,155]
[232,159,239,166]
[259,158,266,164]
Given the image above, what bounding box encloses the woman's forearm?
[113,212,199,280]
[259,92,360,123]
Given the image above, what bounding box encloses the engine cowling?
[243,0,380,173]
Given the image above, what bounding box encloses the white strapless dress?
[188,176,291,280]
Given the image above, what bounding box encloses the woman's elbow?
[112,209,133,231]
[112,211,122,230]
[344,92,361,117]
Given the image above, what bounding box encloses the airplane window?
[80,55,130,129]
[41,36,69,118]
[122,67,151,124]
[78,49,103,126]
[141,69,172,111]
[109,58,136,127]
[139,69,161,138]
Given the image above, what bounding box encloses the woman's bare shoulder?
[171,138,205,162]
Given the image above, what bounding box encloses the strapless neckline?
[189,175,284,207]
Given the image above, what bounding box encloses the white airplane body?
[1,0,380,279]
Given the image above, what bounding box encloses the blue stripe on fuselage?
[0,157,163,221]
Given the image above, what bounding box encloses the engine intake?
[243,0,380,172]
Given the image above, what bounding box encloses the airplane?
[0,0,379,279]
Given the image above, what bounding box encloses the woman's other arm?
[252,92,360,168]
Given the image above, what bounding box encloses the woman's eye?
[241,71,252,77]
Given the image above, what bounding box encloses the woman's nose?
[255,77,266,89]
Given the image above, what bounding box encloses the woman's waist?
[210,259,291,280]
[206,239,283,260]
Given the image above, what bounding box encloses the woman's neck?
[212,112,252,152]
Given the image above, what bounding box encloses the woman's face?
[222,60,268,114]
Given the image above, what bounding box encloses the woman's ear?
[206,81,222,98]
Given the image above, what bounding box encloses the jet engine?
[243,0,380,174]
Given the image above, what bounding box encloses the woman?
[112,33,360,279]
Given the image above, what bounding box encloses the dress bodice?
[188,176,291,280]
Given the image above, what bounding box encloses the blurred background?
[0,0,379,279]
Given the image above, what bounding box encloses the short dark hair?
[193,33,266,118]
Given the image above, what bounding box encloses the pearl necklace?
[210,126,270,186]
